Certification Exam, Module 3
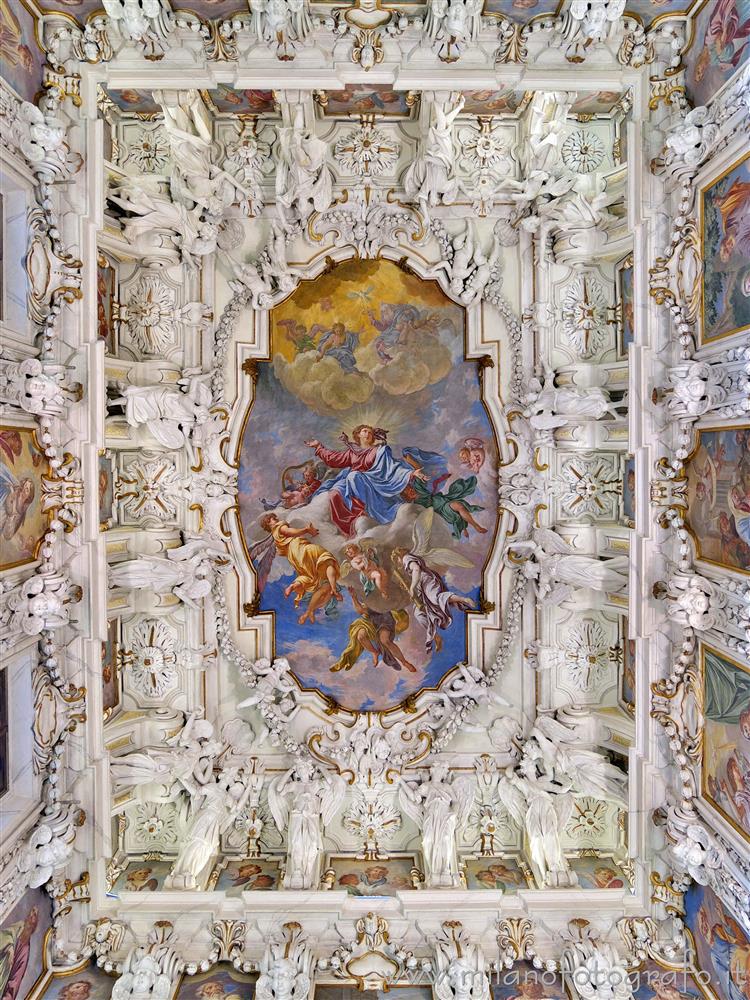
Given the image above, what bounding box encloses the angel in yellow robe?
[259,513,341,624]
[331,587,414,673]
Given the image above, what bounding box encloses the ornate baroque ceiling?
[0,1,749,999]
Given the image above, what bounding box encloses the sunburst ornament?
[561,129,605,173]
[560,273,610,358]
[127,618,180,698]
[334,123,400,176]
[126,124,169,173]
[563,618,612,692]
[122,274,177,355]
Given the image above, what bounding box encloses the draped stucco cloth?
[704,650,750,723]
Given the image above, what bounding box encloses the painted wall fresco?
[206,87,275,114]
[101,617,120,716]
[571,91,622,115]
[685,0,750,107]
[322,85,412,116]
[622,456,635,527]
[327,855,416,895]
[0,427,46,570]
[686,427,750,573]
[630,961,704,1000]
[701,152,750,345]
[482,0,687,24]
[685,883,750,1000]
[34,963,114,1000]
[239,259,497,712]
[492,964,567,1000]
[173,0,247,17]
[174,966,257,1000]
[620,616,635,713]
[0,666,7,797]
[569,855,630,889]
[617,254,635,356]
[463,857,531,890]
[96,256,117,352]
[702,644,750,841]
[213,858,281,891]
[110,859,174,892]
[105,88,161,114]
[0,885,52,1000]
[0,0,44,103]
[99,453,114,526]
[315,989,432,1000]
[462,89,522,115]
[36,0,103,19]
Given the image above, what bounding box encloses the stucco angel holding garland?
[512,527,629,602]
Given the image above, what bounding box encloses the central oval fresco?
[238,258,498,712]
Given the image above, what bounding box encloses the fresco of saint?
[701,153,750,344]
[0,428,45,570]
[685,883,750,1000]
[686,0,750,107]
[686,427,750,573]
[702,645,750,839]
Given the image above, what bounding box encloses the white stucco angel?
[664,361,728,419]
[528,715,628,808]
[512,527,629,601]
[560,0,626,64]
[422,662,510,735]
[110,711,222,798]
[257,922,312,1000]
[664,107,720,171]
[443,0,482,54]
[113,369,212,467]
[433,920,490,1000]
[433,223,500,305]
[665,574,726,632]
[237,657,301,745]
[398,763,475,886]
[7,573,80,637]
[404,95,465,210]
[227,257,273,306]
[102,0,170,44]
[445,661,510,708]
[166,765,255,889]
[111,925,181,1000]
[107,180,209,265]
[189,467,238,540]
[496,766,572,886]
[275,106,333,226]
[250,0,312,59]
[260,222,297,296]
[15,803,81,889]
[523,360,623,434]
[424,0,482,61]
[0,358,81,417]
[423,0,449,40]
[268,759,346,889]
[109,537,227,609]
[238,657,296,708]
[154,89,228,214]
